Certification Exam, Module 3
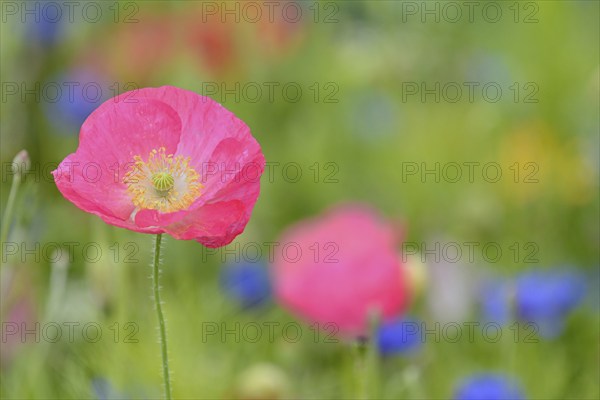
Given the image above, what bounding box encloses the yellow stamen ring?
[123,147,202,213]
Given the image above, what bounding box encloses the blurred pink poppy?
[273,205,410,336]
[53,86,265,247]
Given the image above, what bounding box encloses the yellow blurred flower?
[234,363,292,400]
[498,121,595,205]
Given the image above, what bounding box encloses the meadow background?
[1,1,599,399]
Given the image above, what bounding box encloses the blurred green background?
[1,1,598,399]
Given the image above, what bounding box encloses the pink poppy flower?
[53,86,265,248]
[272,205,410,336]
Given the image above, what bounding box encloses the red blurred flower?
[273,205,410,336]
[102,14,176,83]
[53,86,265,247]
[184,10,237,77]
[255,1,306,59]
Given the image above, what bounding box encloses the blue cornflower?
[479,268,586,339]
[480,279,512,326]
[454,374,525,400]
[515,268,586,338]
[220,261,272,308]
[376,317,423,356]
[28,19,61,47]
[43,69,108,135]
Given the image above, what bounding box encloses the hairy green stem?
[153,233,172,400]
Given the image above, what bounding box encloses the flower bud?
[234,363,291,400]
[11,150,30,178]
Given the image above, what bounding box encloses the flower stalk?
[1,150,29,260]
[353,310,381,399]
[152,233,172,400]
